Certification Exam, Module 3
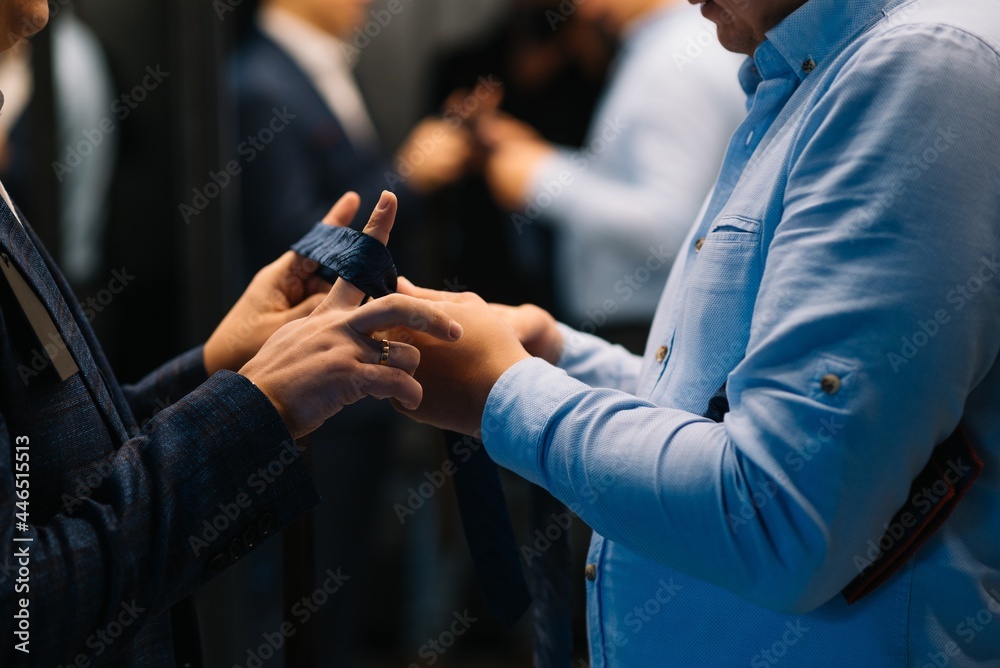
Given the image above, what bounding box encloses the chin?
[1,0,49,50]
[714,25,756,57]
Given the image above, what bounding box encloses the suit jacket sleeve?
[0,370,320,666]
[121,346,209,425]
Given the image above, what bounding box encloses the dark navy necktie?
[292,223,538,628]
[527,485,573,667]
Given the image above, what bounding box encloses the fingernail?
[376,191,392,211]
[449,321,464,340]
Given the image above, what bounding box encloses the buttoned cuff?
[481,357,587,487]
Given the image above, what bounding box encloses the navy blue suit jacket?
[0,193,320,666]
[232,26,420,276]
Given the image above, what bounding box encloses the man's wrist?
[470,348,532,433]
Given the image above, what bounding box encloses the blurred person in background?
[230,1,473,665]
[481,0,745,351]
[430,0,614,314]
[0,7,116,289]
[233,0,474,277]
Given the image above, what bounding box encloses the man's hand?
[490,303,563,365]
[396,118,474,194]
[476,113,542,147]
[386,278,532,436]
[203,192,365,375]
[239,194,464,439]
[483,137,556,211]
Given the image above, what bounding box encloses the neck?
[265,0,341,39]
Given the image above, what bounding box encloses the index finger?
[322,191,362,227]
[396,276,453,302]
[348,294,463,342]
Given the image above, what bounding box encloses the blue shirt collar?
[756,0,912,81]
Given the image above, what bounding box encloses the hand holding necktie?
[204,192,366,375]
[385,280,531,437]
[239,192,464,438]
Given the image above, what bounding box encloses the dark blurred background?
[0,0,614,665]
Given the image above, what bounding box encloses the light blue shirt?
[482,0,1000,665]
[526,5,745,326]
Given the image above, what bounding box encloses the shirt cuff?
[481,357,588,487]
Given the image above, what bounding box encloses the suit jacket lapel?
[0,196,134,444]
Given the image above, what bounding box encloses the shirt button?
[585,564,598,582]
[694,237,705,253]
[802,57,817,73]
[655,346,669,363]
[821,374,842,395]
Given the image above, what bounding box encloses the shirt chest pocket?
[663,215,765,412]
